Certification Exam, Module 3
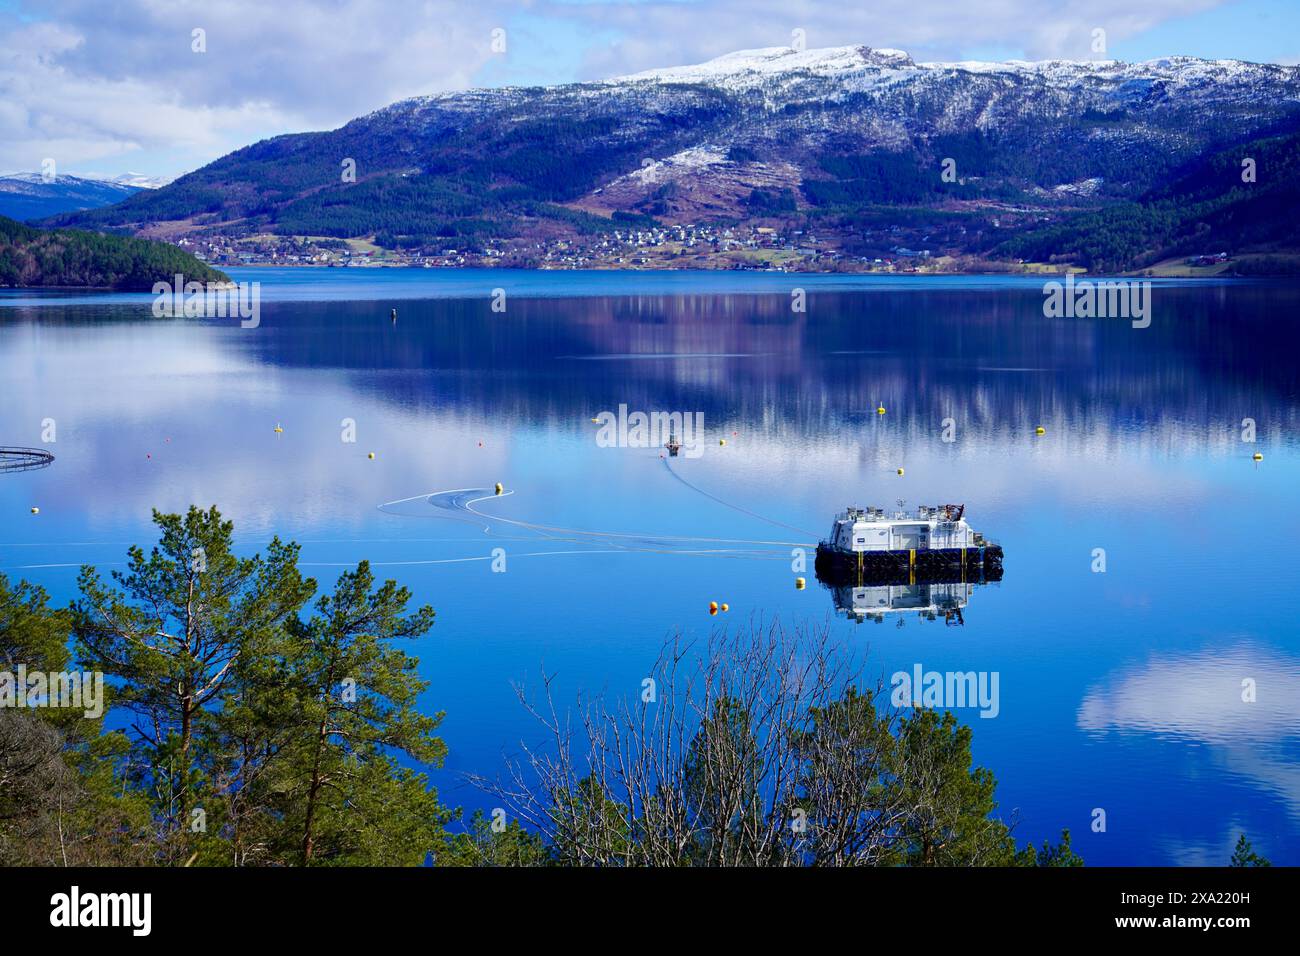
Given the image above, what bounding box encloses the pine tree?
[1230,833,1271,867]
[250,561,450,865]
[71,507,314,862]
[888,708,1020,865]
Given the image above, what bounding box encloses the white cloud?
[0,0,505,175]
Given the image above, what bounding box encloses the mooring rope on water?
[377,487,814,552]
[659,457,821,539]
[459,489,812,549]
[298,546,785,569]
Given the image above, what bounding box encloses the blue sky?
[1109,0,1299,64]
[477,0,1300,88]
[1,0,1297,180]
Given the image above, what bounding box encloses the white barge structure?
[814,503,1003,581]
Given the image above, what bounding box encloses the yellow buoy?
[709,601,719,615]
[30,507,39,515]
[1035,426,1045,435]
[896,467,904,476]
[877,405,886,415]
[1253,453,1263,462]
[494,482,504,495]
[719,439,726,446]
[720,603,729,612]
[794,577,805,590]
[367,452,375,460]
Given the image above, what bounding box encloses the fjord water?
[3,269,1299,866]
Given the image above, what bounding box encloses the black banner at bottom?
[4,865,1291,943]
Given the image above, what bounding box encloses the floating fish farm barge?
[814,504,1003,582]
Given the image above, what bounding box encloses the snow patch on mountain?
[614,45,914,85]
[1050,177,1105,198]
[633,146,728,182]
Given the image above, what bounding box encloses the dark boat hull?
[814,543,1003,584]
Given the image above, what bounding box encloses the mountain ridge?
[45,45,1300,272]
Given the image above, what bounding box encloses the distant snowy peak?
[102,172,170,189]
[0,172,64,185]
[0,172,151,221]
[0,172,165,189]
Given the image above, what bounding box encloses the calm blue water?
[3,268,1298,865]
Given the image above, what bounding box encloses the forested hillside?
[0,216,228,289]
[995,131,1300,271]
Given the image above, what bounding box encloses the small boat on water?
[814,503,1003,580]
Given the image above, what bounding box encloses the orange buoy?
[709,601,719,615]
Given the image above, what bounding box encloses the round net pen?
[0,447,55,473]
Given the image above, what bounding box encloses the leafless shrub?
[0,711,79,864]
[468,617,988,867]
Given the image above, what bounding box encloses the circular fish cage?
[0,446,55,474]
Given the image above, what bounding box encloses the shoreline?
[1,267,1288,306]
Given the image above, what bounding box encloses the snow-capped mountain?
[99,172,171,190]
[613,44,1292,94]
[48,45,1300,269]
[0,173,152,221]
